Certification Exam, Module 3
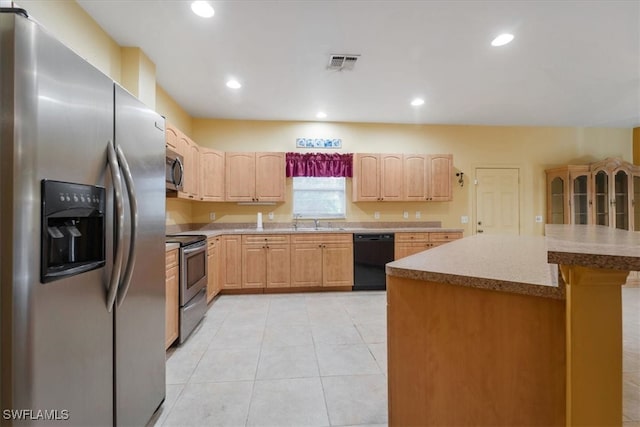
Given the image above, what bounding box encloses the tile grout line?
[244,294,272,427]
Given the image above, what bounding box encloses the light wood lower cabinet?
[219,235,242,289]
[394,231,462,259]
[165,248,179,349]
[291,234,353,287]
[207,236,221,303]
[242,235,290,288]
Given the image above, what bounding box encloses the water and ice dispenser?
[41,180,106,283]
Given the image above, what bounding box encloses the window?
[292,177,346,219]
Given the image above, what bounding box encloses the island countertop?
[386,224,640,300]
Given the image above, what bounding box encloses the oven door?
[180,241,207,305]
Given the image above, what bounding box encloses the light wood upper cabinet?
[165,124,179,151]
[175,135,200,200]
[165,248,179,349]
[428,154,453,201]
[226,152,285,202]
[255,152,285,202]
[353,153,403,201]
[219,235,242,289]
[200,148,225,202]
[355,153,453,202]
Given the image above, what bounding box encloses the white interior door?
[475,168,520,235]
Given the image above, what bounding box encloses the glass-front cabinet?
[545,158,638,230]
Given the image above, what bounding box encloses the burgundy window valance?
[285,152,353,178]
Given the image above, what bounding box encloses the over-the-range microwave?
[166,148,184,192]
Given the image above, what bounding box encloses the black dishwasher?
[353,233,395,291]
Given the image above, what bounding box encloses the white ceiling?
[75,0,640,128]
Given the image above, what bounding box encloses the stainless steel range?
[166,235,208,343]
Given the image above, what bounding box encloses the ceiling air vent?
[327,54,360,71]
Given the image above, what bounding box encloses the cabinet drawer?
[429,232,463,242]
[291,233,352,244]
[395,232,429,243]
[165,249,178,269]
[207,236,219,248]
[242,234,290,245]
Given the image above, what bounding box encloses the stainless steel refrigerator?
[0,10,166,426]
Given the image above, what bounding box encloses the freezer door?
[113,85,166,426]
[1,14,114,426]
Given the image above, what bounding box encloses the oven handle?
[183,241,206,254]
[106,140,124,313]
[116,145,138,307]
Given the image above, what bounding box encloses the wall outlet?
[374,211,380,219]
[268,212,274,220]
[535,215,543,223]
[403,211,409,219]
[209,212,216,221]
[461,215,469,224]
[415,211,421,219]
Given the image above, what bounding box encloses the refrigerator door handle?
[115,145,138,307]
[106,140,125,312]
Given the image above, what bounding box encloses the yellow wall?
[187,119,632,236]
[17,0,191,133]
[156,86,192,135]
[634,128,640,165]
[17,0,122,83]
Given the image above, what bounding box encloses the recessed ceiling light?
[226,79,241,89]
[191,1,215,18]
[491,33,514,47]
[316,112,327,119]
[410,98,425,107]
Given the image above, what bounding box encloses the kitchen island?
[385,225,640,426]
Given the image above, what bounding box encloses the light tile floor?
[149,288,639,427]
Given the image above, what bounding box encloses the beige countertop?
[386,224,640,300]
[165,242,180,251]
[169,226,464,238]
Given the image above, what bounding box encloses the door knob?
[477,221,482,225]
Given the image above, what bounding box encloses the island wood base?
[387,276,566,426]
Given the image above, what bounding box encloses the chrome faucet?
[313,219,320,230]
[292,213,301,230]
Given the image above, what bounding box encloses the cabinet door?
[613,169,630,230]
[403,154,427,201]
[291,244,323,287]
[165,252,179,350]
[200,148,225,201]
[220,235,242,289]
[242,244,267,288]
[380,154,403,201]
[255,152,285,202]
[166,124,179,151]
[546,171,568,224]
[322,242,353,286]
[634,174,640,232]
[573,171,593,225]
[225,152,256,201]
[427,154,452,201]
[207,238,220,303]
[353,153,380,201]
[180,137,200,199]
[266,244,291,288]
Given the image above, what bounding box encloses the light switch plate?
[374,212,380,219]
[403,211,409,219]
[209,212,216,221]
[535,215,543,223]
[268,212,274,220]
[415,211,421,219]
[461,216,469,224]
